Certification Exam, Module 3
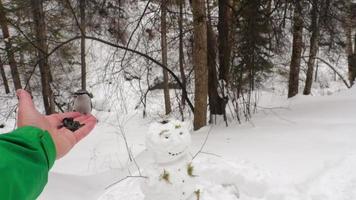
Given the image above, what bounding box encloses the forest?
[0,0,354,129]
[0,0,356,200]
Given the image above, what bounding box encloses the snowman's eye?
[165,136,169,139]
[179,132,183,135]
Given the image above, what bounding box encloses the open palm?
[16,89,97,159]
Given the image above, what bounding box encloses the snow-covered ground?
[35,86,356,200]
[0,35,353,200]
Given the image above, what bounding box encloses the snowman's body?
[142,120,199,200]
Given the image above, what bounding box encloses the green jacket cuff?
[9,126,57,169]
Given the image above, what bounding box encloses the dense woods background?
[0,0,355,130]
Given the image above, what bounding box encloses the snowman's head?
[146,119,191,164]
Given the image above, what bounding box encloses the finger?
[16,89,36,112]
[16,89,38,127]
[73,116,97,142]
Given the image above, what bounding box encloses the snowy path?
[39,88,356,200]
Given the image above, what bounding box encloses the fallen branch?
[302,56,351,89]
[315,57,351,89]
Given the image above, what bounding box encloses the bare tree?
[0,0,22,90]
[161,0,171,115]
[178,0,187,109]
[207,0,227,125]
[288,1,304,98]
[31,0,55,114]
[344,1,356,86]
[303,0,320,95]
[192,0,208,130]
[0,56,10,93]
[80,0,87,90]
[218,0,232,84]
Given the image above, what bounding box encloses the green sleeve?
[0,126,56,200]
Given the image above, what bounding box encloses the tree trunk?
[349,54,356,86]
[303,0,320,95]
[207,23,225,117]
[354,32,356,53]
[178,0,187,108]
[288,1,304,98]
[19,51,33,92]
[207,0,218,113]
[346,38,355,86]
[344,0,355,86]
[353,32,356,84]
[218,0,232,83]
[80,0,86,90]
[207,0,226,123]
[192,0,208,130]
[0,56,10,94]
[161,0,171,115]
[31,0,55,114]
[0,0,22,90]
[314,60,319,81]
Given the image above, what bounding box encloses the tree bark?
[192,0,208,130]
[303,0,320,95]
[0,56,10,93]
[0,0,22,90]
[207,23,224,116]
[354,32,356,54]
[353,32,356,84]
[178,0,187,108]
[80,0,86,90]
[31,0,55,114]
[344,1,355,86]
[288,1,304,98]
[161,0,171,115]
[207,0,226,122]
[218,0,232,83]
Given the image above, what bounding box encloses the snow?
[34,86,356,200]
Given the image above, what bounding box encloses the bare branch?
[23,35,195,112]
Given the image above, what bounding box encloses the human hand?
[16,89,97,159]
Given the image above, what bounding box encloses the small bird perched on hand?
[72,89,93,115]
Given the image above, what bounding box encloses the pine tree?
[232,0,273,92]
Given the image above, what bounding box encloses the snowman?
[142,119,200,200]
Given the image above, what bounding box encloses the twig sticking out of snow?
[193,125,214,160]
[105,175,148,190]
